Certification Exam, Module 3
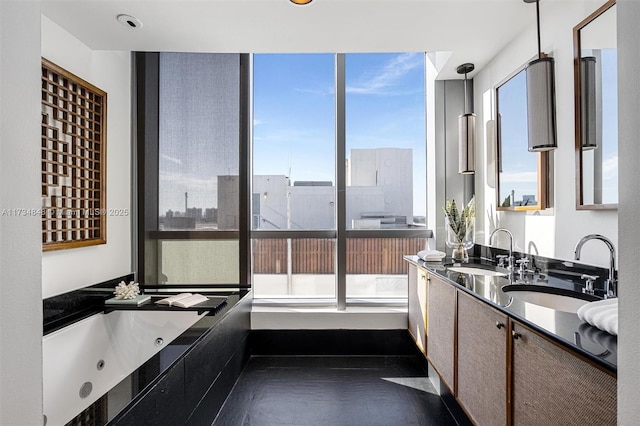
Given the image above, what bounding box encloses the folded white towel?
[577,298,618,336]
[417,249,446,262]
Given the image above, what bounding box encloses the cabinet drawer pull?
[496,321,505,329]
[512,331,521,340]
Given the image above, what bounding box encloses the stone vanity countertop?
[404,256,617,373]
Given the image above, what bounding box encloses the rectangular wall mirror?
[574,0,617,209]
[496,66,548,211]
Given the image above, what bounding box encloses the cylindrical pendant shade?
[525,57,557,151]
[458,113,476,174]
[581,56,597,150]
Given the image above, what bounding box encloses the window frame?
[134,52,431,305]
[250,53,431,308]
[134,52,251,289]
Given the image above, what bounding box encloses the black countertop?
[405,256,617,373]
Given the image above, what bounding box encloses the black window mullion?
[335,53,347,310]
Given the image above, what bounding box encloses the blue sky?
[599,48,618,204]
[253,52,427,216]
[497,69,538,205]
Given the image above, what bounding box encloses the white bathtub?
[43,309,202,426]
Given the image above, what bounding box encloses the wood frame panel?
[456,291,508,426]
[41,58,107,251]
[426,272,456,392]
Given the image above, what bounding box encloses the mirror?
[496,66,548,211]
[574,0,617,209]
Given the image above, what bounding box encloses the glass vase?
[445,216,475,262]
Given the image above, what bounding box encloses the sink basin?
[502,284,599,313]
[448,266,508,277]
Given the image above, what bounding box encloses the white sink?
[448,266,508,277]
[502,285,598,313]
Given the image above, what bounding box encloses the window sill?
[251,305,407,330]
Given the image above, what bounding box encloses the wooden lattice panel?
[64,394,108,426]
[41,58,107,251]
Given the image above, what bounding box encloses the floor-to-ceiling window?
[136,52,429,305]
[252,53,428,306]
[136,52,250,289]
[252,54,336,300]
[344,53,427,302]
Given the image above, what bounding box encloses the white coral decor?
[114,281,141,300]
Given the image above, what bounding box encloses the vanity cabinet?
[405,261,617,425]
[456,291,508,426]
[407,265,428,354]
[511,321,616,425]
[426,272,456,392]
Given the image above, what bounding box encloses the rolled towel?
[577,298,618,336]
[417,249,446,262]
[592,307,618,336]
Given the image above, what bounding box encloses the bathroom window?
[251,53,429,304]
[136,52,248,287]
[158,53,240,232]
[136,52,430,303]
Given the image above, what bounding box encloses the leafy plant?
[443,197,475,243]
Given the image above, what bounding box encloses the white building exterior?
[252,148,414,230]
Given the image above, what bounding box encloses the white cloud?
[346,53,422,95]
[160,154,183,166]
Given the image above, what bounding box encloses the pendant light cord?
[536,0,541,59]
[463,71,468,114]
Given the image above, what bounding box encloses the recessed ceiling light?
[117,14,143,29]
[290,0,313,5]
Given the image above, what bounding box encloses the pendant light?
[524,0,557,152]
[290,0,313,4]
[580,56,598,150]
[457,63,475,174]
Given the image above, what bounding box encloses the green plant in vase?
[443,197,475,262]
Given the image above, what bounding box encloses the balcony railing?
[252,238,424,275]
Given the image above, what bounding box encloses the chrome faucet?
[574,234,617,298]
[489,228,515,271]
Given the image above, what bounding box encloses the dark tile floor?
[213,355,457,426]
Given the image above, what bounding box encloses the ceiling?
[41,0,564,79]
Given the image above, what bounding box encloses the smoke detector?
[117,14,143,29]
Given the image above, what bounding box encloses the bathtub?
[43,309,202,426]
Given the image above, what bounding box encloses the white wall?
[41,16,132,298]
[473,0,617,267]
[475,2,638,421]
[616,1,640,422]
[0,2,43,425]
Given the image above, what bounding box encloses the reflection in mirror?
[496,67,547,210]
[575,0,617,209]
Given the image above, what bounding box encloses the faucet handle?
[496,254,508,267]
[515,258,530,272]
[581,274,599,295]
